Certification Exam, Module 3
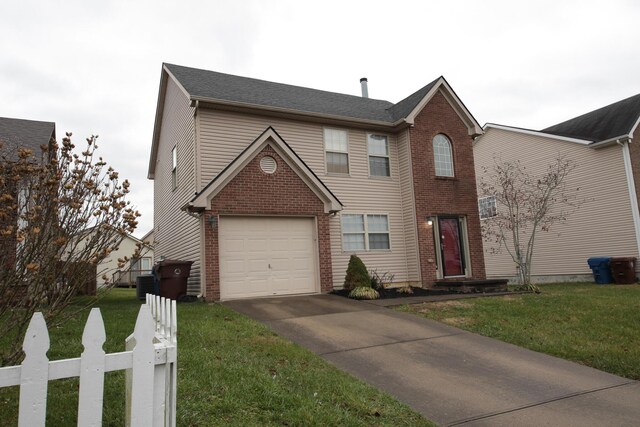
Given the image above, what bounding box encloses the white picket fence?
[0,294,177,426]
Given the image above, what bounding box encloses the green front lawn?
[0,289,433,426]
[396,283,640,380]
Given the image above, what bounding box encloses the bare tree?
[0,133,140,365]
[479,156,581,290]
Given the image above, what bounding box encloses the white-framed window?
[131,257,152,272]
[171,146,177,189]
[433,134,454,177]
[368,134,390,177]
[478,196,497,220]
[341,213,390,251]
[324,128,349,174]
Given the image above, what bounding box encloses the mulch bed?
[331,286,458,300]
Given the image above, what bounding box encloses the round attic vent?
[260,156,277,174]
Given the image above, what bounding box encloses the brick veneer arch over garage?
[202,144,333,301]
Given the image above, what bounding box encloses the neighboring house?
[474,93,640,282]
[140,228,155,249]
[98,232,155,287]
[149,63,486,300]
[0,117,56,268]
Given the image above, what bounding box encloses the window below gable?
[341,213,390,251]
[433,134,454,177]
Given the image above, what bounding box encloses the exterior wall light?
[426,217,434,226]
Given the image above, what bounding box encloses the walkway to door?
[224,294,640,426]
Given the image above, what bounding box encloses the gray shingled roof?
[165,63,439,124]
[0,117,55,161]
[542,93,640,142]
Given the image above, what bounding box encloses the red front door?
[439,217,465,277]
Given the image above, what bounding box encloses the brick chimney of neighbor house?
[360,77,368,98]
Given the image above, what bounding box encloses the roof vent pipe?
[360,77,369,98]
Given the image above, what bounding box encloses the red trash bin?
[156,260,194,300]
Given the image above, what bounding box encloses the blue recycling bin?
[587,257,613,284]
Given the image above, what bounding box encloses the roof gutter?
[483,123,593,145]
[180,202,203,217]
[588,134,631,149]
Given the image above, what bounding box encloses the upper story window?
[478,196,497,220]
[368,134,390,177]
[171,146,177,189]
[341,213,390,251]
[324,128,349,174]
[433,134,454,177]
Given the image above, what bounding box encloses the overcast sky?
[2,0,639,237]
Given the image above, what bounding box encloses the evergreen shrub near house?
[343,255,370,290]
[344,255,379,300]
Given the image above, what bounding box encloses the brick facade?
[409,91,486,285]
[202,144,333,300]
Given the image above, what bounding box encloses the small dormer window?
[433,134,454,177]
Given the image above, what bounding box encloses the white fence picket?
[0,293,178,427]
[18,312,49,427]
[129,304,156,427]
[77,308,106,427]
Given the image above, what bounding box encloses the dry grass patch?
[417,300,473,312]
[440,317,472,327]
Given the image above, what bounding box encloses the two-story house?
[148,64,486,300]
[474,93,640,283]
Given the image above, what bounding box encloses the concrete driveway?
[224,294,640,426]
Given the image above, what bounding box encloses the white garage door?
[219,216,318,300]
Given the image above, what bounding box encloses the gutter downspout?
[620,140,640,257]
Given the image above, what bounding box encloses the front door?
[438,217,465,277]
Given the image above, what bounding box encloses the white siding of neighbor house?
[196,108,421,287]
[153,77,201,294]
[97,235,154,284]
[474,127,639,280]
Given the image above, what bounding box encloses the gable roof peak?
[542,92,640,142]
[188,126,342,214]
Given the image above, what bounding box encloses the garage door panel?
[292,258,311,270]
[269,258,289,271]
[222,259,247,274]
[219,217,318,300]
[247,238,268,252]
[224,239,245,252]
[270,238,290,252]
[286,237,307,251]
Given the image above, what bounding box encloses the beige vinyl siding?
[153,77,201,294]
[197,109,420,287]
[397,129,420,282]
[474,127,639,280]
